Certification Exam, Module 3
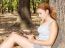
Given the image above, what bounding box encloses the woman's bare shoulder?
[51,19,57,24]
[50,19,58,28]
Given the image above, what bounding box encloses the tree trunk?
[49,0,65,48]
[18,0,35,29]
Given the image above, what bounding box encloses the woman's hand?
[23,34,35,42]
[27,34,36,43]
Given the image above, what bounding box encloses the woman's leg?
[12,33,34,48]
[0,32,34,48]
[0,33,15,48]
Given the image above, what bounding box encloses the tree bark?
[18,0,35,29]
[49,0,65,48]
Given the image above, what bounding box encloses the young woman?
[0,3,58,48]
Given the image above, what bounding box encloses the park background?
[0,0,65,48]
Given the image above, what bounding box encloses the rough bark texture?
[49,0,65,48]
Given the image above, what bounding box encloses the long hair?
[37,3,57,20]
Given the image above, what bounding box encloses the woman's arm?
[29,21,58,46]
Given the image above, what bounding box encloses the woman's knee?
[9,32,17,38]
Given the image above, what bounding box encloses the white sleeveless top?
[33,21,53,48]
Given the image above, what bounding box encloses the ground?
[0,13,40,48]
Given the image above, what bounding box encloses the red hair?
[37,3,57,20]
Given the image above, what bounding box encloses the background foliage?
[0,0,49,13]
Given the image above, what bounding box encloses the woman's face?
[37,9,47,20]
